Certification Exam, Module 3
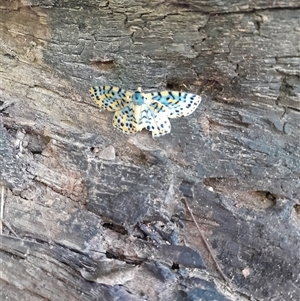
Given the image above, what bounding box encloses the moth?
[89,86,201,137]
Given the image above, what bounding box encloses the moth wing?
[90,86,132,111]
[112,102,140,134]
[148,91,201,118]
[139,105,171,137]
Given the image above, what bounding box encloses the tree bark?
[1,1,300,300]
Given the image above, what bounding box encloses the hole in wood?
[293,204,300,215]
[91,60,115,71]
[166,82,188,91]
[102,222,128,235]
[255,191,276,203]
[171,262,179,270]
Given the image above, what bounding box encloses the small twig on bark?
[182,197,229,284]
[2,220,20,238]
[0,101,14,112]
[0,186,4,233]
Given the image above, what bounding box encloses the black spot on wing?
[168,91,177,99]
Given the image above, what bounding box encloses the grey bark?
[1,1,300,300]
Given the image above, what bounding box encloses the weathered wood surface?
[1,0,300,300]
